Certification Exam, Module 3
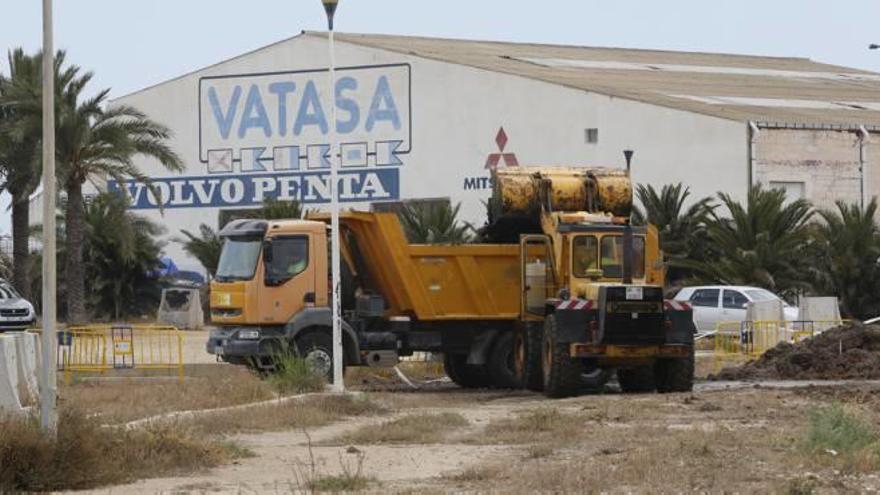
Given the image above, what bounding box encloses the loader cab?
[211,219,327,325]
[519,223,663,318]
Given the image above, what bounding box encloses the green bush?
[265,354,326,395]
[802,403,876,454]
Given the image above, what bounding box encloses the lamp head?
[322,0,339,30]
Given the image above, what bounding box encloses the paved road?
[181,329,216,365]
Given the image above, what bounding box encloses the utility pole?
[40,0,58,432]
[321,0,344,392]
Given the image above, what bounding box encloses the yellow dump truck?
[207,165,696,397]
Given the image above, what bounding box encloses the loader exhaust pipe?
[622,223,634,285]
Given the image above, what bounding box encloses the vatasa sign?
[112,63,412,209]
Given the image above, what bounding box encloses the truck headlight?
[237,329,260,340]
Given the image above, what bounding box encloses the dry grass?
[345,360,446,391]
[473,407,586,445]
[0,408,245,492]
[445,465,502,483]
[61,364,275,424]
[328,412,469,445]
[440,387,880,493]
[178,394,388,435]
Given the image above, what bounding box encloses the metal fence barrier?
[55,324,184,384]
[709,320,846,372]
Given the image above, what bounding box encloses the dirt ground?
[95,377,880,494]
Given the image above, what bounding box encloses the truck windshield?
[216,236,262,281]
[599,236,646,279]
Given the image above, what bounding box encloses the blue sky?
[1,0,879,234]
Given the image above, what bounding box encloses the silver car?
[0,280,36,331]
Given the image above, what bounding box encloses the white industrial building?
[67,32,880,272]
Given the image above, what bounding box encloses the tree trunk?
[11,195,31,300]
[65,183,86,324]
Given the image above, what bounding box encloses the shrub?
[265,353,326,395]
[802,403,876,454]
[0,409,238,491]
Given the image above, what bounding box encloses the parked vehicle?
[207,165,696,398]
[0,280,36,332]
[673,285,798,334]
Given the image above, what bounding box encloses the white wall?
[110,34,748,272]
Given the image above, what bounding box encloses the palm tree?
[0,49,65,298]
[632,183,714,286]
[177,225,223,278]
[810,199,880,319]
[218,197,304,227]
[55,68,183,323]
[398,201,473,244]
[688,185,814,298]
[83,192,164,320]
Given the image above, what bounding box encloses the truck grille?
[600,286,665,345]
[602,312,665,345]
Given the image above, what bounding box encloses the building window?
[585,128,599,144]
[769,181,806,203]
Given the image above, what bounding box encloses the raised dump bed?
[338,211,521,321]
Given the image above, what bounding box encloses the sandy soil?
[97,380,880,494]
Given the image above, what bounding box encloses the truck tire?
[541,314,581,398]
[655,349,695,393]
[515,323,543,391]
[617,366,656,393]
[487,332,521,389]
[295,331,337,382]
[443,353,490,389]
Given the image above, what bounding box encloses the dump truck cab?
[208,218,361,372]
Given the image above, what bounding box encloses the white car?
[0,280,36,332]
[674,285,799,334]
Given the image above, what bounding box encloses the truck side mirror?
[262,239,273,264]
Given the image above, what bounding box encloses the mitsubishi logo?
[484,127,519,171]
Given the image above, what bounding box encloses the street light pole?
[321,0,344,393]
[40,0,58,432]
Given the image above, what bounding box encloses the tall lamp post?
[40,0,58,432]
[320,0,344,392]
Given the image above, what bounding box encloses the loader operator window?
[599,236,646,279]
[216,236,262,281]
[265,236,309,285]
[572,236,599,277]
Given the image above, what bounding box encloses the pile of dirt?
[711,323,880,381]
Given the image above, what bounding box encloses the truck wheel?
[655,349,695,393]
[617,367,656,393]
[443,353,490,388]
[488,332,521,389]
[295,332,336,382]
[515,323,543,391]
[541,314,581,398]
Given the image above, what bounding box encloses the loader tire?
[487,332,521,389]
[541,315,581,398]
[515,323,544,392]
[655,348,695,393]
[444,353,490,389]
[617,366,656,393]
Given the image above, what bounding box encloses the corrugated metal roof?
[311,32,880,128]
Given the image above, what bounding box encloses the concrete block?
[0,335,23,413]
